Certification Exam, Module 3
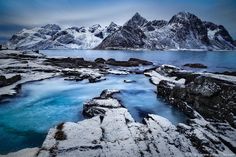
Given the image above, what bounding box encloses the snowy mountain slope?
[204,21,236,49]
[143,12,210,50]
[7,22,120,50]
[6,12,236,50]
[97,12,236,50]
[7,24,61,50]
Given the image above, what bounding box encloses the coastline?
[0,49,235,156]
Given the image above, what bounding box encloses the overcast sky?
[0,0,236,43]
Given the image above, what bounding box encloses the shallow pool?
[0,74,187,154]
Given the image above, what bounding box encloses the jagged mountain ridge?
[97,12,236,50]
[7,23,120,50]
[7,12,236,50]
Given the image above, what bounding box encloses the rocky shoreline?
[0,50,60,101]
[3,89,235,157]
[0,50,236,157]
[145,65,236,155]
[0,50,153,101]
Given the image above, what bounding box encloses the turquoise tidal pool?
[0,74,187,154]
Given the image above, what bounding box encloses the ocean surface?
[42,50,236,72]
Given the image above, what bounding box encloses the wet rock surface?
[0,75,21,87]
[106,58,153,67]
[45,58,99,68]
[16,89,232,157]
[156,66,236,127]
[0,50,59,100]
[44,57,153,82]
[146,65,236,155]
[0,50,153,100]
[46,57,153,68]
[183,63,207,69]
[35,90,201,157]
[214,71,236,76]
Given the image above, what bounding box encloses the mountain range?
[6,12,236,50]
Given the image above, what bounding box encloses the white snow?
[144,70,185,85]
[207,29,219,39]
[107,69,129,75]
[87,98,122,108]
[64,68,103,79]
[199,72,236,84]
[7,23,120,50]
[37,105,201,157]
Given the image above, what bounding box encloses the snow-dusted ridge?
[6,12,236,51]
[6,23,120,50]
[97,12,236,51]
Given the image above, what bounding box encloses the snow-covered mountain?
[7,23,120,50]
[6,12,236,50]
[97,12,236,50]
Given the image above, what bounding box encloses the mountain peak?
[106,22,120,33]
[133,12,142,18]
[108,22,118,27]
[176,11,191,16]
[124,12,148,27]
[88,24,102,33]
[41,24,61,30]
[169,11,200,24]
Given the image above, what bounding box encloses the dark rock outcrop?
[204,21,236,49]
[106,58,152,67]
[0,75,21,87]
[214,71,236,76]
[96,25,146,50]
[96,13,148,50]
[144,20,167,31]
[156,68,236,127]
[124,12,148,28]
[183,63,207,68]
[106,22,120,33]
[45,58,98,68]
[94,58,106,64]
[145,65,236,155]
[168,12,210,45]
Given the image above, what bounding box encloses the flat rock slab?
[38,108,201,157]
